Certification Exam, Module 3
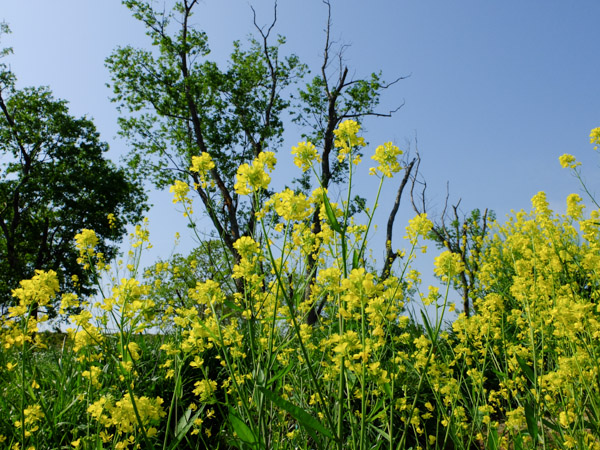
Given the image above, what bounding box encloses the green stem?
[259,213,338,445]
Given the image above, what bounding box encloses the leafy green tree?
[107,0,409,324]
[0,33,147,316]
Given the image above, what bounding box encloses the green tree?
[107,0,409,324]
[0,36,147,316]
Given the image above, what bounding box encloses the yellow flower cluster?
[190,152,215,189]
[14,404,44,438]
[369,142,403,177]
[234,151,277,195]
[88,394,165,435]
[291,141,320,172]
[267,188,311,222]
[591,127,600,149]
[450,189,600,445]
[169,180,193,216]
[334,119,366,162]
[405,213,433,245]
[433,251,465,281]
[559,153,581,169]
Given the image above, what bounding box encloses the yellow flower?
[559,153,580,169]
[193,379,217,402]
[566,193,584,219]
[268,188,311,222]
[434,251,465,281]
[590,127,600,149]
[190,153,215,189]
[405,213,433,244]
[190,153,215,174]
[233,236,260,259]
[169,180,193,217]
[370,142,403,177]
[334,120,365,150]
[107,213,117,229]
[531,191,551,216]
[11,270,60,310]
[75,229,99,254]
[127,341,141,361]
[234,152,277,195]
[291,141,320,172]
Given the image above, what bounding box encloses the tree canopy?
[0,35,147,316]
[106,0,408,324]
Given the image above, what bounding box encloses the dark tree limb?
[380,157,416,281]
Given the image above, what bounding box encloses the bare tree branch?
[380,157,416,280]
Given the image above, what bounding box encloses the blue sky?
[2,1,600,311]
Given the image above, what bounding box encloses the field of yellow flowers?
[1,123,600,450]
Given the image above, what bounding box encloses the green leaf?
[352,249,360,270]
[229,410,259,449]
[257,386,335,440]
[541,418,560,433]
[167,408,203,450]
[266,362,293,386]
[420,311,434,341]
[513,432,524,450]
[366,398,385,421]
[224,299,244,313]
[322,193,342,233]
[515,354,534,384]
[381,382,392,398]
[524,403,538,444]
[486,426,499,450]
[367,423,390,442]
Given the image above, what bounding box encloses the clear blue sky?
[2,1,600,309]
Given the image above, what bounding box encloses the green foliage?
[106,0,306,260]
[106,2,403,320]
[0,55,147,316]
[143,239,235,322]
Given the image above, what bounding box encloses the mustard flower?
[190,153,215,189]
[334,120,366,163]
[405,213,433,244]
[107,213,116,229]
[192,379,217,402]
[233,236,260,260]
[169,180,194,217]
[566,193,584,219]
[590,127,600,149]
[234,152,277,195]
[59,292,78,315]
[433,250,465,281]
[291,141,320,172]
[75,228,99,256]
[190,153,215,174]
[269,188,311,222]
[334,120,365,149]
[131,218,151,248]
[11,270,60,310]
[559,153,580,169]
[531,191,551,216]
[370,142,403,177]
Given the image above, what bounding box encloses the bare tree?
[410,151,494,317]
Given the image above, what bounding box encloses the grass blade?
[257,386,334,440]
